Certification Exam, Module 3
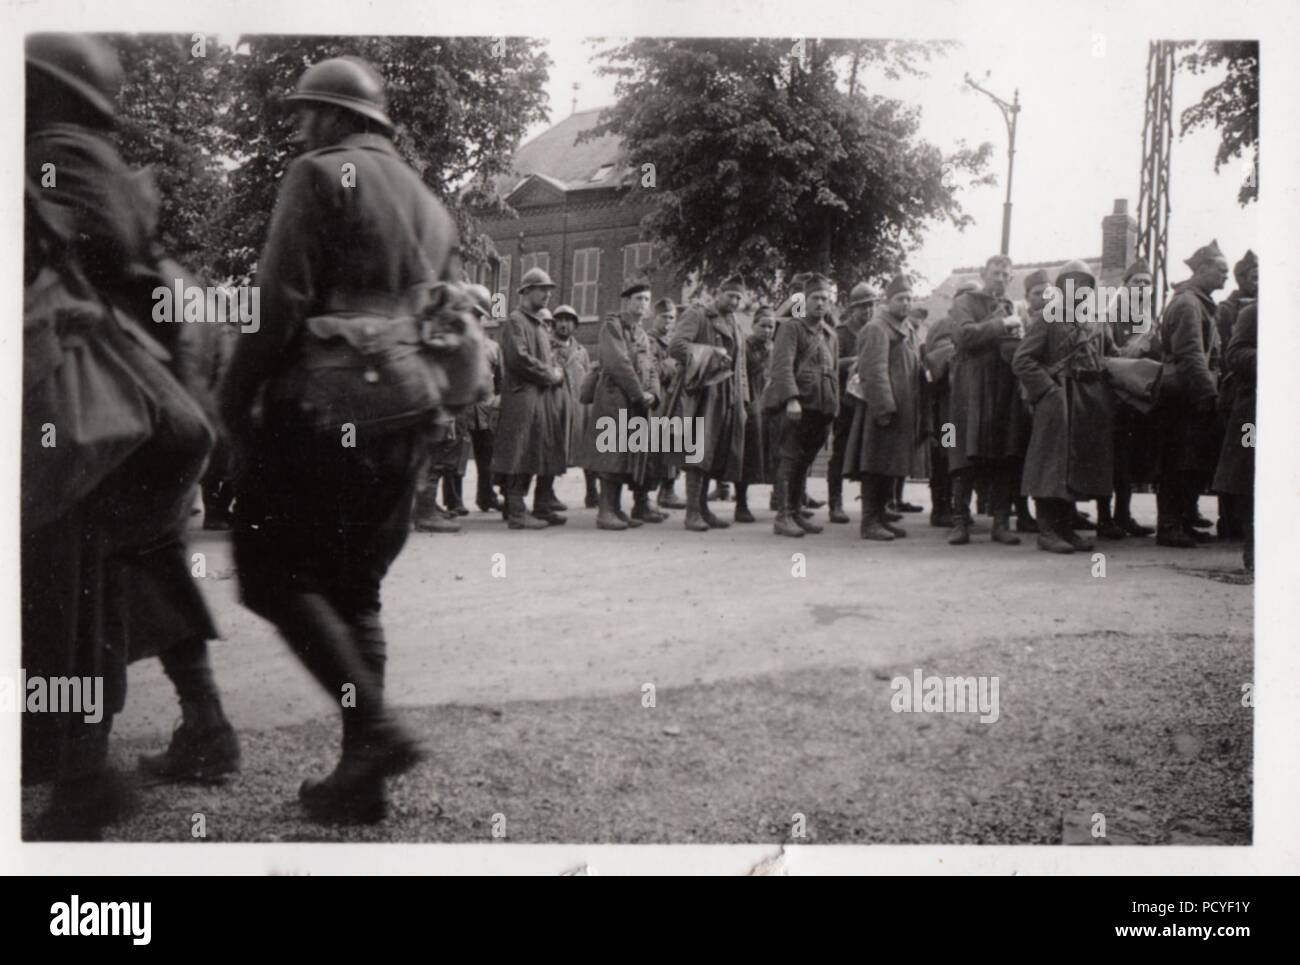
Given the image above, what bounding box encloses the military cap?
[1234,249,1257,281]
[803,273,835,296]
[27,33,123,124]
[718,274,746,294]
[1023,268,1053,293]
[621,282,651,298]
[884,275,913,298]
[1184,240,1226,271]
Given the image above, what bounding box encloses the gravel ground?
[25,623,1251,844]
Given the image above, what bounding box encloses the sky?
[529,33,1257,292]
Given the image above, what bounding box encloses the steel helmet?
[517,266,557,292]
[287,56,394,131]
[26,33,123,124]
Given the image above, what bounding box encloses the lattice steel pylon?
[1137,41,1177,313]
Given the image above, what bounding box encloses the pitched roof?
[491,107,632,200]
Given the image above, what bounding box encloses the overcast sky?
[532,33,1257,291]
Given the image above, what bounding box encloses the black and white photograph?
[4,0,1297,882]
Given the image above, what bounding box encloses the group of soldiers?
[20,35,1257,840]
[423,248,1256,567]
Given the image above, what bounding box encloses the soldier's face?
[554,316,575,338]
[1026,283,1050,313]
[1128,272,1153,292]
[523,287,551,310]
[656,311,676,334]
[718,290,743,313]
[1196,258,1230,293]
[754,317,775,341]
[982,263,1012,298]
[1242,266,1258,296]
[887,292,912,319]
[807,291,831,319]
[628,292,651,319]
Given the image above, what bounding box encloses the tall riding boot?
[773,462,805,537]
[860,475,895,541]
[700,476,731,528]
[596,478,628,530]
[684,471,709,531]
[792,465,823,533]
[734,483,756,523]
[632,486,667,523]
[948,471,972,545]
[828,474,850,523]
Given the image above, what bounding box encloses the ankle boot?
[658,479,687,509]
[596,479,628,530]
[700,479,730,528]
[734,484,756,523]
[991,513,1021,545]
[772,464,804,537]
[632,488,667,523]
[612,482,642,527]
[827,476,850,523]
[790,468,823,533]
[506,482,548,530]
[684,472,709,531]
[1035,501,1075,554]
[859,480,895,541]
[1096,498,1125,540]
[1014,496,1038,533]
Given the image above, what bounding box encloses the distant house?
[922,199,1140,321]
[469,108,688,345]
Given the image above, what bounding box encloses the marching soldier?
[1153,241,1228,547]
[221,56,454,822]
[843,276,923,541]
[826,282,876,523]
[762,274,840,537]
[491,267,571,528]
[1013,262,1117,553]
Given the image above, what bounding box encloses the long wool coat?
[1156,282,1222,481]
[666,304,749,480]
[1013,310,1117,499]
[491,307,571,476]
[551,334,592,467]
[1212,301,1256,496]
[581,313,660,477]
[843,309,925,480]
[947,290,1028,470]
[739,333,772,484]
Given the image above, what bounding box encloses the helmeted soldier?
[464,283,504,512]
[548,302,594,512]
[491,266,571,528]
[646,296,686,510]
[221,56,456,823]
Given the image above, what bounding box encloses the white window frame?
[520,251,550,277]
[573,248,602,320]
[622,242,655,284]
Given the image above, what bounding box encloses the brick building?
[470,108,687,345]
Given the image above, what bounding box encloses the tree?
[109,33,233,280]
[218,35,551,281]
[1179,41,1258,206]
[586,39,993,293]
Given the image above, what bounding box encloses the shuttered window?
[573,248,602,319]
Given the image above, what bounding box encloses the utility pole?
[964,73,1021,256]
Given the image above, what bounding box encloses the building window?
[494,255,511,297]
[622,242,655,283]
[573,248,601,319]
[520,252,550,277]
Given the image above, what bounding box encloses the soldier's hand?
[641,392,657,409]
[875,413,893,428]
[1002,316,1022,334]
[550,367,565,386]
[785,399,802,420]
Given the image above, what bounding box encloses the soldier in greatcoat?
[490,267,571,529]
[734,304,775,522]
[646,297,687,510]
[1013,261,1118,554]
[842,275,924,541]
[1212,301,1257,572]
[1211,249,1256,541]
[1152,241,1229,547]
[826,283,876,523]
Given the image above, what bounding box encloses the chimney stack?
[1101,198,1137,287]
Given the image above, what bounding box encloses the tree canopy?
[1179,41,1258,207]
[586,38,994,293]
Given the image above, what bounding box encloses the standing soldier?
[843,276,922,541]
[1215,250,1257,348]
[826,282,876,523]
[1153,241,1228,547]
[670,275,750,531]
[1212,249,1256,541]
[647,297,687,510]
[412,410,465,533]
[221,57,454,822]
[1213,301,1257,572]
[464,283,504,513]
[1013,262,1117,553]
[762,274,840,537]
[549,303,595,512]
[491,267,570,528]
[734,304,776,522]
[946,255,1024,546]
[582,284,662,529]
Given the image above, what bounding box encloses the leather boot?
[584,472,600,509]
[1096,497,1125,539]
[791,466,823,533]
[531,478,567,525]
[658,479,687,509]
[1035,500,1075,554]
[1058,506,1095,551]
[859,479,895,541]
[138,705,240,783]
[684,472,709,531]
[734,484,756,523]
[414,481,461,532]
[773,464,805,537]
[632,487,667,523]
[1014,496,1039,534]
[506,479,548,530]
[991,513,1021,545]
[827,476,850,523]
[700,478,731,528]
[613,481,643,527]
[596,478,628,530]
